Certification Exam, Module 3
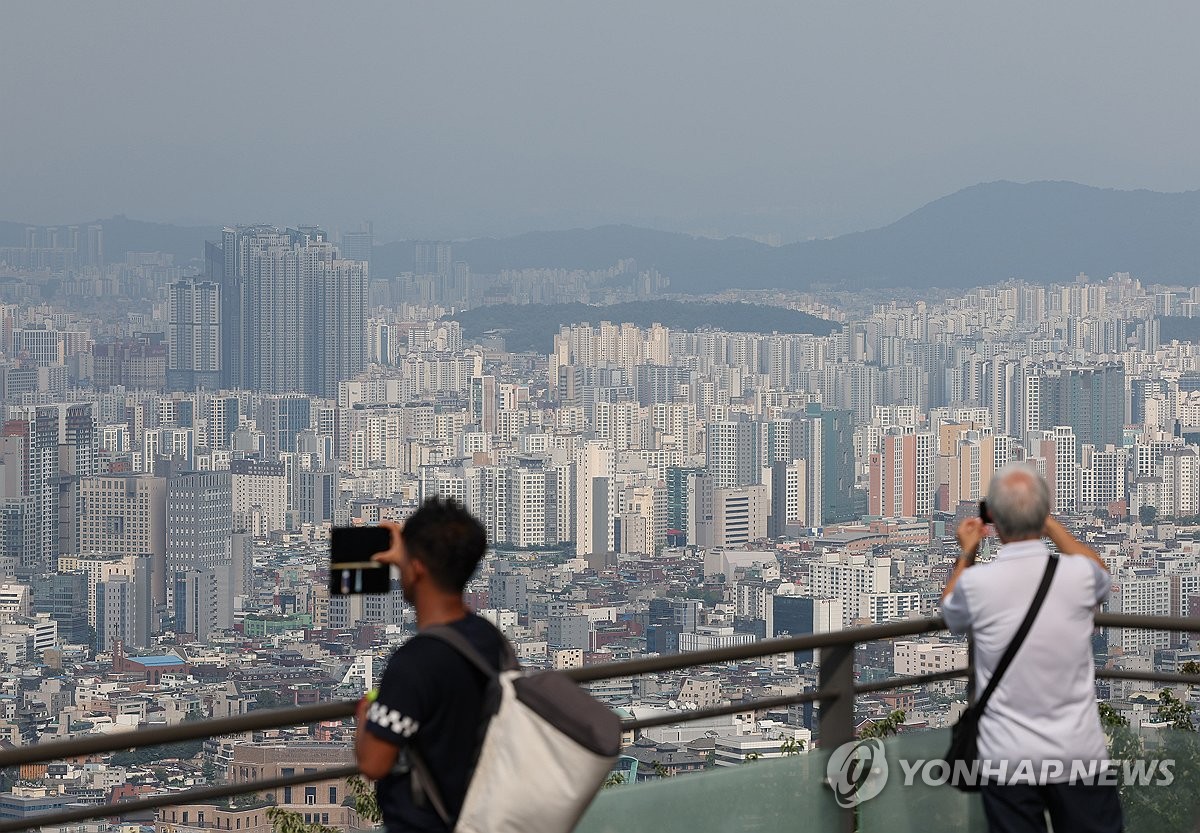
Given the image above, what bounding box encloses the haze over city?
[6,2,1200,242]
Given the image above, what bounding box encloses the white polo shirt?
[942,539,1111,784]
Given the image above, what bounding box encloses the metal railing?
[0,612,1196,832]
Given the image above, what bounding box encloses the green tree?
[1155,688,1194,732]
[1101,697,1200,833]
[778,733,805,756]
[268,776,379,833]
[858,710,906,739]
[602,772,626,789]
[1139,505,1158,526]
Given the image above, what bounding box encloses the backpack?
[407,624,622,833]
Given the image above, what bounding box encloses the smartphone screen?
[330,526,393,594]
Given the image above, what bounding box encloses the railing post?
[819,641,856,833]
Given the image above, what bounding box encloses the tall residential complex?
[205,226,368,396]
[166,279,221,391]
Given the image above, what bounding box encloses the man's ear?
[407,554,427,582]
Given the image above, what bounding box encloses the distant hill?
[378,181,1200,291]
[0,216,219,266]
[10,181,1200,289]
[452,301,838,353]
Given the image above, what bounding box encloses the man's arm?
[942,517,984,601]
[355,696,399,780]
[1044,516,1109,572]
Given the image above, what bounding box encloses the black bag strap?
[972,554,1058,716]
[403,619,519,827]
[407,746,452,827]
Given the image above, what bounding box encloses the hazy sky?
[4,1,1200,243]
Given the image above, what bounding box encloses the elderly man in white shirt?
[941,464,1122,833]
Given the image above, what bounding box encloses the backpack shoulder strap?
[973,554,1058,715]
[405,620,518,825]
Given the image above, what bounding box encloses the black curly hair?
[401,497,488,592]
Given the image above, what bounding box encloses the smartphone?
[979,500,992,525]
[330,526,393,594]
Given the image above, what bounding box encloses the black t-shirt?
[365,614,504,833]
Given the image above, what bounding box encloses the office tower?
[868,428,934,518]
[208,226,368,396]
[665,466,704,546]
[297,466,338,525]
[772,595,844,664]
[13,328,63,367]
[575,442,615,557]
[259,395,311,456]
[166,279,221,390]
[56,404,99,562]
[231,531,254,599]
[166,470,232,574]
[76,474,167,609]
[340,223,373,265]
[31,572,90,646]
[706,420,761,488]
[696,482,768,548]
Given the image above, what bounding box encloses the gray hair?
[986,464,1051,540]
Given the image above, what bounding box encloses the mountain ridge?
[7,181,1200,288]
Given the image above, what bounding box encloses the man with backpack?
[941,465,1121,832]
[354,498,621,833]
[354,497,505,832]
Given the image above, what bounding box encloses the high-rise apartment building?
[868,428,934,518]
[166,279,221,391]
[575,442,615,557]
[230,457,288,536]
[206,226,367,396]
[706,420,761,489]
